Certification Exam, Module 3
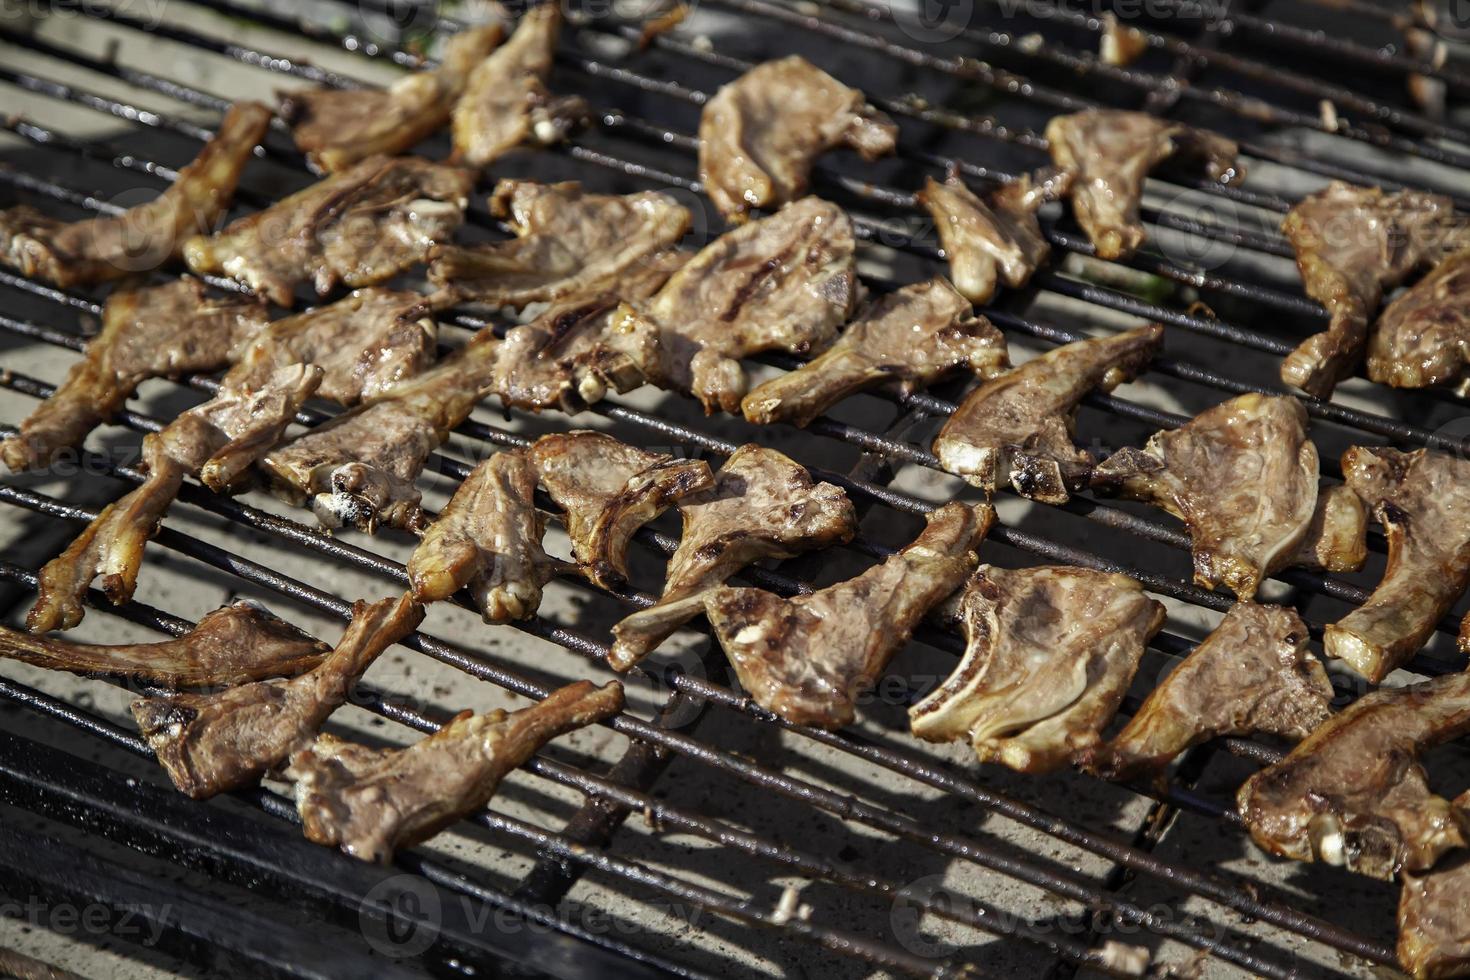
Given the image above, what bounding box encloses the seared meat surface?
[1280,181,1461,397]
[1368,248,1470,392]
[1295,483,1369,574]
[704,502,991,729]
[1045,109,1242,260]
[933,323,1163,503]
[910,565,1164,774]
[1092,393,1319,599]
[0,101,272,287]
[185,156,473,305]
[1237,669,1470,880]
[1325,446,1470,682]
[133,593,423,799]
[429,180,690,308]
[262,330,498,532]
[1084,603,1331,785]
[698,55,897,219]
[608,445,856,671]
[0,277,268,473]
[451,4,587,168]
[490,253,686,413]
[282,25,502,174]
[529,431,714,589]
[407,449,554,622]
[740,277,1008,427]
[1,601,326,688]
[611,197,860,413]
[286,679,623,862]
[28,365,321,634]
[917,170,1065,305]
[1399,812,1470,980]
[224,288,436,406]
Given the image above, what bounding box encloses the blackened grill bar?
[0,0,1463,976]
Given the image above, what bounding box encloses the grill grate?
[1,0,1467,976]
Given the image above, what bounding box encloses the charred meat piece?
[1294,483,1370,574]
[1280,181,1461,398]
[282,25,502,174]
[133,593,422,799]
[0,102,272,287]
[262,330,499,532]
[704,502,991,729]
[28,365,322,634]
[1045,109,1242,260]
[1084,602,1331,786]
[1325,447,1470,682]
[610,197,860,413]
[286,679,623,862]
[1,601,326,688]
[933,323,1163,503]
[608,445,857,671]
[740,277,1008,428]
[224,288,436,406]
[1368,248,1470,392]
[451,4,587,168]
[490,252,687,413]
[917,169,1066,305]
[1237,669,1470,880]
[910,565,1164,773]
[0,277,268,473]
[407,449,555,622]
[429,180,691,308]
[530,431,714,589]
[1092,393,1319,600]
[698,55,897,220]
[1399,808,1470,980]
[185,155,473,306]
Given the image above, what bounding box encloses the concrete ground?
[2,1,1470,978]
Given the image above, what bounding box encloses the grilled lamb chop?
[222,288,436,407]
[529,431,714,589]
[0,277,268,473]
[933,323,1163,503]
[261,329,499,532]
[428,180,691,308]
[740,277,1009,427]
[698,55,897,220]
[1325,446,1470,682]
[1091,393,1319,600]
[1280,181,1461,398]
[909,565,1164,773]
[133,593,422,799]
[0,101,272,287]
[1367,248,1470,392]
[1237,669,1470,880]
[27,365,322,634]
[451,4,587,168]
[490,252,687,413]
[609,197,860,413]
[281,25,502,174]
[1045,110,1243,260]
[703,502,991,729]
[608,445,857,671]
[1084,602,1331,785]
[1399,804,1470,980]
[286,679,623,862]
[917,169,1067,305]
[184,155,473,306]
[407,449,555,622]
[1,601,326,688]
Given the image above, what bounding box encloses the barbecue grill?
[2,0,1469,976]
